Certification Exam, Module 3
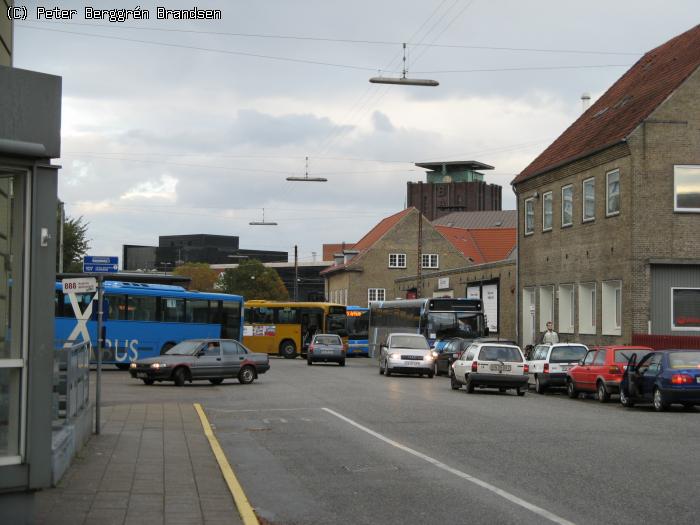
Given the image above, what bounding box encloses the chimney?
[343,250,359,264]
[581,92,591,112]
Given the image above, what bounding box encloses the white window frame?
[673,165,700,213]
[542,191,553,232]
[557,284,575,334]
[421,254,439,269]
[582,177,595,222]
[388,253,406,268]
[524,197,535,235]
[368,288,385,305]
[606,169,620,216]
[601,280,622,336]
[538,286,554,332]
[671,287,700,331]
[578,282,596,334]
[561,185,573,227]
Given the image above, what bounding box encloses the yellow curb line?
[194,403,259,525]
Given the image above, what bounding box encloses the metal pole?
[95,274,103,434]
[416,210,423,298]
[294,245,299,301]
[58,201,64,273]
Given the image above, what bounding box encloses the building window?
[388,253,406,268]
[583,177,595,221]
[558,284,575,334]
[578,282,596,334]
[561,185,573,227]
[606,169,620,216]
[542,192,553,231]
[539,286,554,332]
[602,280,622,335]
[671,288,700,330]
[674,165,700,212]
[422,254,439,268]
[524,197,534,235]
[368,288,385,305]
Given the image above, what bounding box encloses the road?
[100,357,700,525]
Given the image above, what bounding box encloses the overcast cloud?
[12,0,698,262]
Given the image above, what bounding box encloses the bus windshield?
[428,312,482,339]
[346,310,369,339]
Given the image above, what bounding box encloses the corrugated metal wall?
[650,264,700,335]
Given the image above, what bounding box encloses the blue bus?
[55,281,244,368]
[346,306,369,357]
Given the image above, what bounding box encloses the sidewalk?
[35,403,243,525]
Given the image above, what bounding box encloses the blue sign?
[83,256,119,273]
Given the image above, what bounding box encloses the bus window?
[127,296,157,321]
[160,297,185,322]
[59,292,94,319]
[186,299,209,323]
[276,307,298,324]
[222,301,241,340]
[108,294,128,320]
[252,307,274,324]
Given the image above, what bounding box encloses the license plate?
[490,364,511,372]
[561,365,572,371]
[137,372,148,379]
[403,361,421,366]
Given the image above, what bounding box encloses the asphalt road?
[100,357,700,525]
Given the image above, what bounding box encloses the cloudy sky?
[12,0,698,263]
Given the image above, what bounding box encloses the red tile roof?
[322,243,356,262]
[513,24,700,185]
[436,226,516,264]
[352,208,414,252]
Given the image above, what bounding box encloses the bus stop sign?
[83,255,118,273]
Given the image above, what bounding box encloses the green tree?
[219,259,288,300]
[173,262,219,292]
[60,215,91,273]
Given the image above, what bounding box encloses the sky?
[11,0,699,264]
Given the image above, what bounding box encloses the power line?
[413,64,631,74]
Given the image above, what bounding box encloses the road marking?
[322,407,575,525]
[208,407,317,413]
[194,403,258,525]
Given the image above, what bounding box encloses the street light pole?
[294,245,299,301]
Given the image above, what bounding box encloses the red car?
[566,345,654,402]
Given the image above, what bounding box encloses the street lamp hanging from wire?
[249,208,278,226]
[369,43,439,86]
[286,156,327,182]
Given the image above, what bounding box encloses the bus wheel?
[279,340,297,359]
[160,342,176,355]
[115,363,130,371]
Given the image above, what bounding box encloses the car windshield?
[550,346,588,363]
[314,335,341,345]
[669,351,700,369]
[165,340,203,356]
[428,312,482,340]
[615,349,653,363]
[478,346,522,362]
[390,336,429,350]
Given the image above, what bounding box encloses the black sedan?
[434,338,472,377]
[129,339,270,386]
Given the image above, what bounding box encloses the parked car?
[450,342,528,395]
[379,333,435,378]
[527,343,588,393]
[435,338,469,376]
[566,345,654,402]
[620,349,700,411]
[307,333,346,366]
[129,339,270,386]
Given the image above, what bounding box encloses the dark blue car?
[620,349,700,411]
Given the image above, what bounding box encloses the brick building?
[512,25,700,348]
[322,208,470,306]
[407,161,502,221]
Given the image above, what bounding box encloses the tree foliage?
[173,262,220,292]
[60,215,91,273]
[219,259,288,300]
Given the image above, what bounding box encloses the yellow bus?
[243,301,348,358]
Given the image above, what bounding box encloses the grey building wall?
[651,264,700,335]
[0,1,11,66]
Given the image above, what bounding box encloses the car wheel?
[535,375,546,394]
[379,361,384,374]
[173,367,187,387]
[238,366,256,384]
[597,381,610,403]
[279,339,297,359]
[142,378,154,386]
[653,387,669,412]
[466,378,475,393]
[620,386,634,408]
[427,369,434,379]
[385,361,392,377]
[450,375,461,390]
[339,360,345,367]
[307,358,312,366]
[566,380,578,399]
[209,378,224,385]
[516,387,526,397]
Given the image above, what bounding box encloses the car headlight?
[150,363,169,369]
[425,354,434,361]
[390,352,401,359]
[431,351,439,358]
[129,362,137,369]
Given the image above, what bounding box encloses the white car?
[450,342,528,395]
[527,343,588,394]
[379,333,436,378]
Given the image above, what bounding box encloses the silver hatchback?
[307,334,346,366]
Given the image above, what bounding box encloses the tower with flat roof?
[407,161,502,221]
